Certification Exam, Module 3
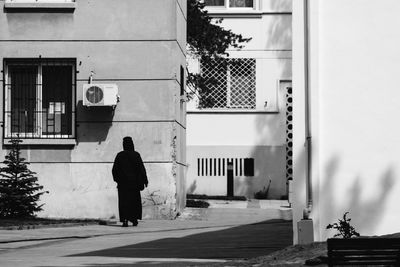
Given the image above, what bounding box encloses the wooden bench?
[328,238,400,266]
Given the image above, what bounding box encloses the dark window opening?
[244,158,254,176]
[180,65,185,96]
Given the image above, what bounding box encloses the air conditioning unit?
[83,84,119,107]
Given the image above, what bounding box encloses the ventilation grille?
[286,87,293,181]
[197,158,254,177]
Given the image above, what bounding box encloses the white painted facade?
[186,0,292,199]
[293,0,400,244]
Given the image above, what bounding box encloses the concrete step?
[179,207,292,223]
[195,199,289,209]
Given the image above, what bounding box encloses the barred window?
[205,0,225,6]
[4,59,76,139]
[205,0,253,8]
[229,0,253,8]
[200,58,256,109]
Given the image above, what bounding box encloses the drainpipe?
[297,0,314,245]
[303,0,313,219]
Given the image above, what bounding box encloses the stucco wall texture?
[0,0,187,219]
[293,0,400,243]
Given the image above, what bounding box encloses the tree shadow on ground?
[68,219,292,260]
[78,262,214,267]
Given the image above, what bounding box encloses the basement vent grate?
[197,158,254,177]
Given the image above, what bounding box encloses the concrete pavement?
[0,200,293,266]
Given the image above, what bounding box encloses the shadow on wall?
[236,1,292,199]
[321,157,396,238]
[76,100,114,144]
[234,112,286,199]
[265,0,292,78]
[187,179,197,194]
[265,0,292,51]
[236,146,285,199]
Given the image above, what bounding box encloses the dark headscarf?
[123,136,135,151]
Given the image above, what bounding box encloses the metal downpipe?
[303,0,313,219]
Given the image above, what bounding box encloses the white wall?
[186,0,292,198]
[293,0,400,243]
[292,0,307,245]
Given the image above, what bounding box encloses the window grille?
[4,59,76,139]
[205,0,253,8]
[229,0,253,8]
[200,58,256,109]
[197,157,254,177]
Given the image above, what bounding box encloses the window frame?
[3,58,77,143]
[204,0,257,10]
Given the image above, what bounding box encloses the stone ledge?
[3,138,77,146]
[4,2,76,9]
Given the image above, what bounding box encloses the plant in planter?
[326,212,360,239]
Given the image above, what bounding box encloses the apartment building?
[187,0,292,199]
[0,0,187,219]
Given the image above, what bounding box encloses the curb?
[0,219,117,231]
[0,224,244,244]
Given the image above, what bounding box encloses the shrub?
[326,212,360,239]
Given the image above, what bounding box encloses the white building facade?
[187,0,292,199]
[293,0,400,244]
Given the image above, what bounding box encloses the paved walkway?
[0,200,293,266]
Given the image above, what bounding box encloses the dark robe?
[112,139,148,222]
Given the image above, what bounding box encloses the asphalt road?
[0,207,293,266]
[71,220,291,260]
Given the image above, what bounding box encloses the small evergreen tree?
[0,139,48,218]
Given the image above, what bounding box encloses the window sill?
[205,8,292,18]
[3,138,77,146]
[187,109,279,114]
[4,2,76,10]
[206,9,262,18]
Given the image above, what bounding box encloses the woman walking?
[112,137,148,227]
